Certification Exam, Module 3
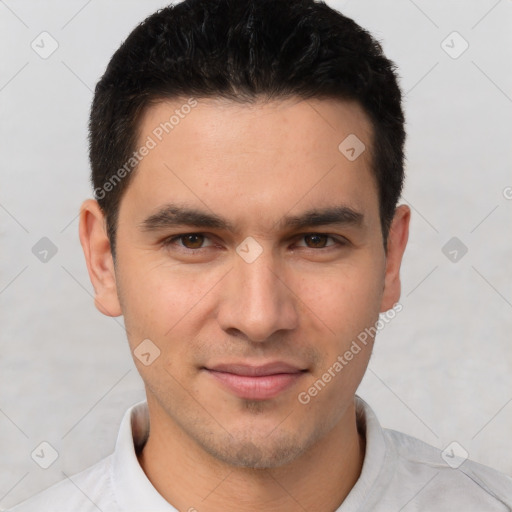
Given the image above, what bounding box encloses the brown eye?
[304,234,329,248]
[162,233,213,251]
[294,233,347,250]
[180,234,205,249]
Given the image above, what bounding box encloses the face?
[80,96,409,469]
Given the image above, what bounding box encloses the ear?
[380,204,410,312]
[78,199,122,317]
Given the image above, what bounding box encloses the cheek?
[298,261,384,339]
[115,258,175,345]
[117,258,224,358]
[295,268,380,411]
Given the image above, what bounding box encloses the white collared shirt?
[9,395,512,511]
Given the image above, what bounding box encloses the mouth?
[203,362,308,401]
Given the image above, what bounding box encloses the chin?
[197,430,310,469]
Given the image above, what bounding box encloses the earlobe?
[380,204,411,313]
[78,199,123,317]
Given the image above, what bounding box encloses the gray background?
[1,0,511,508]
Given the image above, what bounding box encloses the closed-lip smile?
[204,361,308,400]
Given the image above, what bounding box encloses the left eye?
[296,233,341,249]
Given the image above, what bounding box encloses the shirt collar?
[111,400,177,511]
[336,395,396,510]
[110,395,391,511]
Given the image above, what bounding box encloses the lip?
[204,362,307,400]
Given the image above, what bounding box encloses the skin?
[79,96,410,511]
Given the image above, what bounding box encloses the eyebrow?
[139,203,364,234]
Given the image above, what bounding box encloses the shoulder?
[8,455,117,512]
[383,428,512,510]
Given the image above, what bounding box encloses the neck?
[137,397,365,512]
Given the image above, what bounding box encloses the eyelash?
[161,232,348,253]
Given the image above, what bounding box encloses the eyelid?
[293,233,347,248]
[162,233,216,250]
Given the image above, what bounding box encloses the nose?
[217,245,299,343]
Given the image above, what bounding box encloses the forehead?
[139,95,373,153]
[120,96,378,229]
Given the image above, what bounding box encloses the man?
[10,0,512,510]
